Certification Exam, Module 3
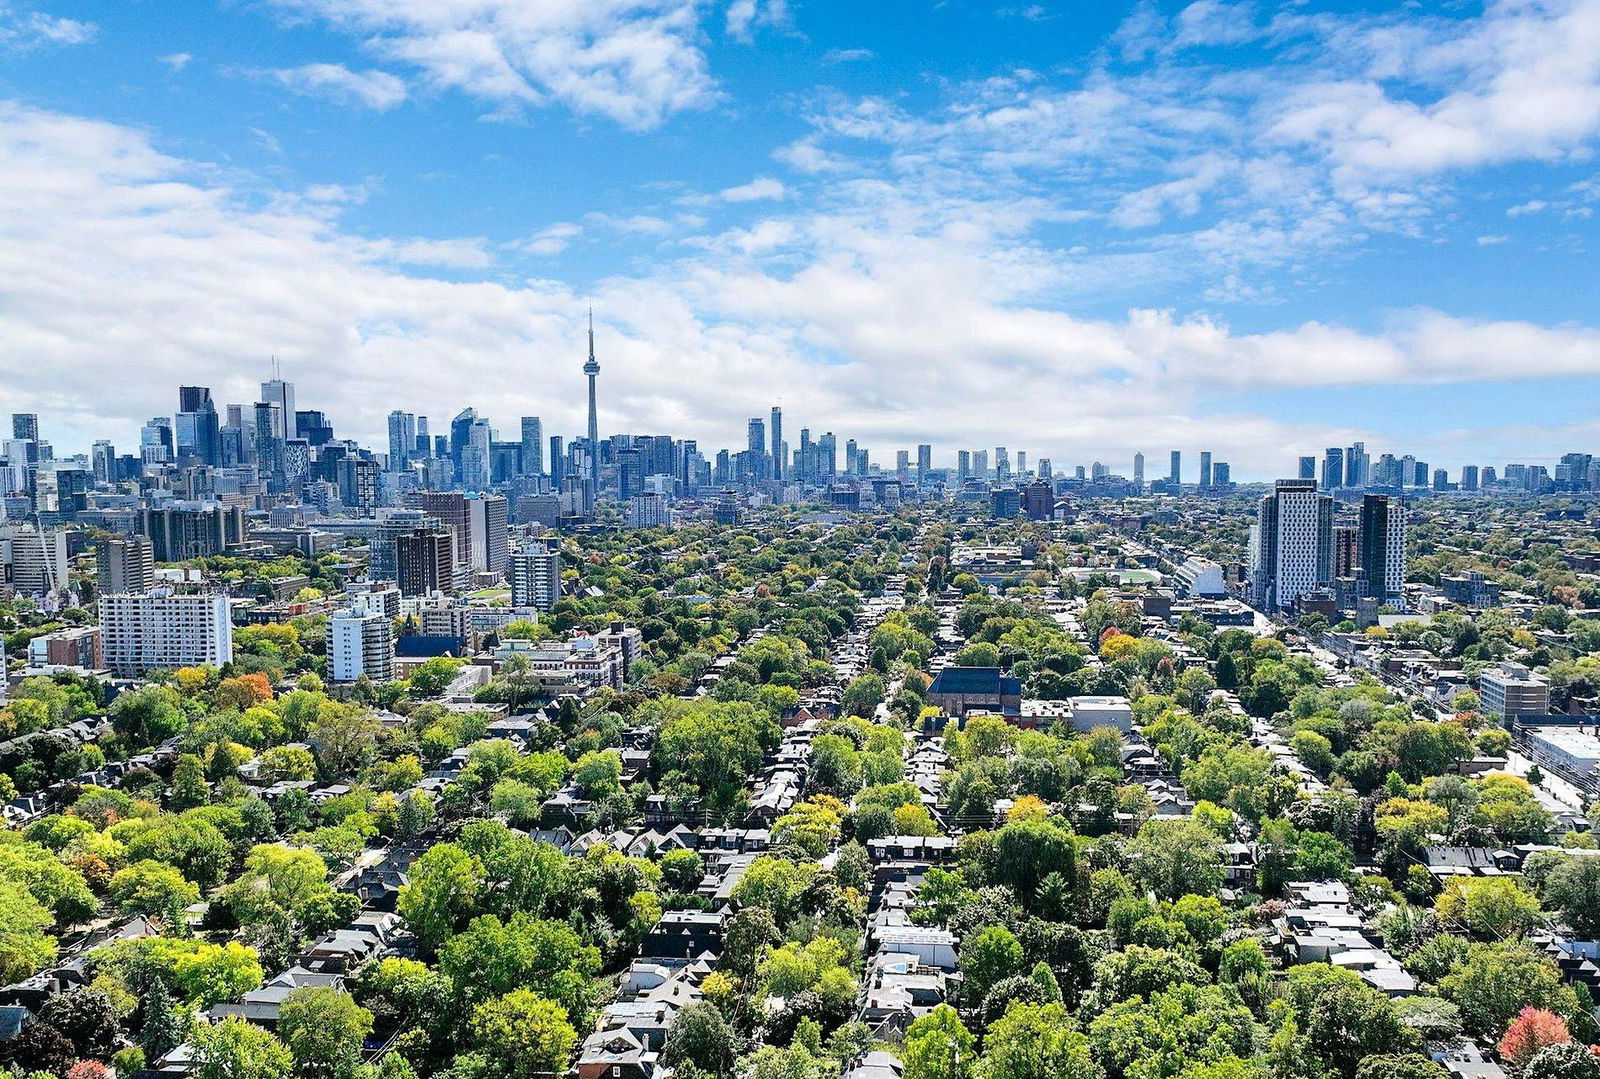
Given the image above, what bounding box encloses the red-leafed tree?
[1500,1008,1573,1071]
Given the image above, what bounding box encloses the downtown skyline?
[1,1,1599,475]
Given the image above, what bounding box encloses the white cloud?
[0,3,93,50]
[1507,199,1548,216]
[516,222,583,256]
[822,48,874,65]
[3,100,1599,478]
[585,212,675,235]
[719,176,787,202]
[1476,233,1509,245]
[726,0,789,43]
[1265,0,1600,178]
[159,52,192,71]
[269,63,409,110]
[262,0,719,129]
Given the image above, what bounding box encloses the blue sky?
[1,0,1598,478]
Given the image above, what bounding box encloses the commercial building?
[330,608,394,683]
[99,590,234,676]
[1521,726,1600,777]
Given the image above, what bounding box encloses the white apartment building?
[509,545,561,611]
[99,590,233,676]
[330,608,394,683]
[1,524,70,596]
[1249,479,1332,611]
[467,493,509,574]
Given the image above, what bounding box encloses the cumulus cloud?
[2,100,1599,477]
[269,63,409,110]
[1264,0,1600,178]
[261,0,719,129]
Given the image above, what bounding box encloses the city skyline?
[0,2,1598,473]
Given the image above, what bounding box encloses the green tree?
[960,926,1023,1009]
[841,673,887,719]
[904,1004,975,1079]
[977,1001,1096,1079]
[0,886,58,983]
[278,987,373,1079]
[192,1017,294,1079]
[1543,856,1600,938]
[1439,942,1583,1040]
[398,843,485,954]
[992,818,1075,906]
[1129,819,1223,900]
[662,1000,739,1079]
[1434,877,1543,939]
[110,860,202,918]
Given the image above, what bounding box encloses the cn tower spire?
[584,308,600,491]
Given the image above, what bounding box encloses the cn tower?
[584,309,600,490]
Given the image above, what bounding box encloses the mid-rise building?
[97,535,155,596]
[1479,661,1550,723]
[99,590,233,676]
[1,524,70,596]
[1019,481,1054,520]
[139,502,247,562]
[27,626,103,670]
[628,492,671,529]
[395,528,455,597]
[330,608,394,683]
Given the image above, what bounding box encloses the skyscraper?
[1359,494,1407,607]
[747,417,766,462]
[12,413,39,442]
[1321,447,1344,490]
[1248,479,1333,611]
[259,376,295,442]
[520,416,543,476]
[770,406,784,482]
[585,311,601,490]
[1133,453,1144,488]
[388,411,416,469]
[1200,451,1213,487]
[1299,456,1317,480]
[1345,442,1368,488]
[450,408,477,482]
[917,443,931,486]
[1169,450,1181,488]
